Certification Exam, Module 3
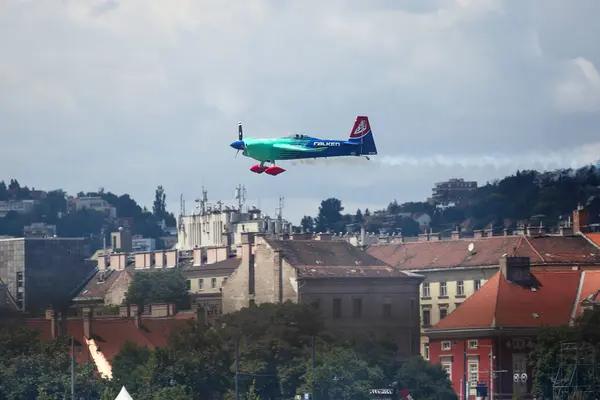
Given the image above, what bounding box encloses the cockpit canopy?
[285,133,313,140]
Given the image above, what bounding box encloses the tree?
[153,185,167,221]
[300,216,315,233]
[125,269,190,309]
[315,198,344,233]
[8,179,20,191]
[355,209,364,224]
[395,357,457,400]
[0,181,7,201]
[111,341,151,394]
[387,200,401,215]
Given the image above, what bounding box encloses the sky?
[1,0,600,224]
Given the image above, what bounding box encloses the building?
[23,222,57,238]
[0,237,95,311]
[70,196,117,220]
[366,206,600,360]
[222,232,425,357]
[177,187,292,251]
[25,304,196,379]
[73,249,179,307]
[429,178,477,205]
[425,257,600,399]
[132,236,156,252]
[0,199,37,217]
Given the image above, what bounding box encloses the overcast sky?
[2,0,600,224]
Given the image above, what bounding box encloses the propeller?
[235,121,244,157]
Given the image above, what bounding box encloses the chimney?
[428,232,441,241]
[499,256,531,285]
[316,233,333,241]
[484,227,494,237]
[97,255,107,271]
[360,226,366,245]
[290,233,312,240]
[503,228,509,236]
[573,205,589,234]
[515,223,526,236]
[193,247,203,266]
[236,245,243,259]
[473,230,484,239]
[241,233,255,296]
[47,309,59,339]
[418,233,429,242]
[451,227,461,241]
[206,247,217,264]
[82,307,93,339]
[134,309,142,329]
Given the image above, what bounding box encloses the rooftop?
[266,238,421,279]
[366,234,600,270]
[428,269,600,332]
[183,257,241,279]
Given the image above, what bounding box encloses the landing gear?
[250,161,286,176]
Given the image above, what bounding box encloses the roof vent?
[532,313,539,318]
[354,260,362,265]
[350,269,357,273]
[316,260,323,265]
[531,287,537,292]
[310,268,317,272]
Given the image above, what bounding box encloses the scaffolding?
[552,342,597,400]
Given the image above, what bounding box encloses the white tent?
[115,386,134,400]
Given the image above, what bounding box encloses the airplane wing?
[273,143,326,152]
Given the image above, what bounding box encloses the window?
[211,278,217,289]
[468,340,478,349]
[312,299,320,310]
[383,303,392,318]
[442,340,452,351]
[468,362,479,388]
[198,279,204,290]
[440,308,448,320]
[441,363,452,381]
[422,282,430,297]
[440,281,447,297]
[333,298,342,319]
[353,298,362,318]
[423,343,430,360]
[474,279,481,291]
[456,280,464,296]
[422,309,431,326]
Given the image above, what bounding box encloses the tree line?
[0,180,177,250]
[0,302,457,400]
[298,165,600,236]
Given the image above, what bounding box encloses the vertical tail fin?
[348,116,377,155]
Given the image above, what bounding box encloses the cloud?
[1,0,600,224]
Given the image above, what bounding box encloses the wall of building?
[188,274,229,294]
[300,278,421,357]
[104,271,133,306]
[24,238,93,311]
[417,267,498,357]
[0,239,25,309]
[429,335,533,399]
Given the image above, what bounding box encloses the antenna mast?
[234,184,246,212]
[276,196,284,221]
[201,186,208,215]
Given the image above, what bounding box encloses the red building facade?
[426,257,600,399]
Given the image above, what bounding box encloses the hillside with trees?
[0,302,456,399]
[299,165,600,236]
[0,179,177,250]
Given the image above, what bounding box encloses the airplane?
[230,116,378,175]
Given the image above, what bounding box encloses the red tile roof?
[266,239,420,279]
[575,270,600,315]
[366,234,600,270]
[25,314,194,362]
[585,233,600,249]
[428,269,597,332]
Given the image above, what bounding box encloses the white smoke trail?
[289,142,600,171]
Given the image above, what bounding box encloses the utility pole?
[71,336,75,400]
[312,336,316,400]
[235,338,240,400]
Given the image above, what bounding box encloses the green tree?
[125,269,190,309]
[0,181,7,201]
[355,208,364,224]
[111,341,152,394]
[315,198,344,233]
[395,357,457,400]
[153,185,167,221]
[300,216,315,233]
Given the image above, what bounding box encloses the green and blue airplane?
[230,116,378,175]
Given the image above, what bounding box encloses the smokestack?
[360,226,366,245]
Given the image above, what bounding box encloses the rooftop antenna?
[234,184,246,212]
[201,186,208,214]
[276,196,284,221]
